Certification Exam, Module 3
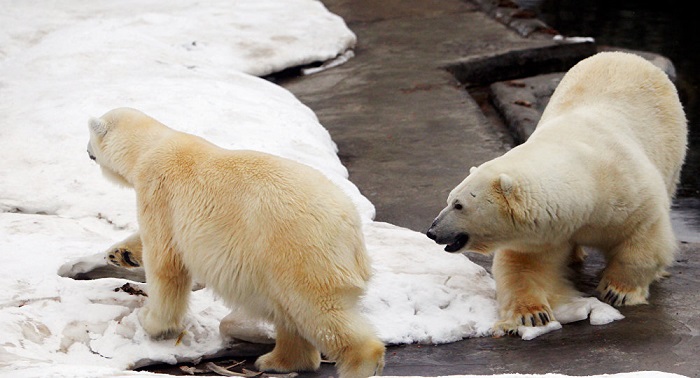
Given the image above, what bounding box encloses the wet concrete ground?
[144,0,700,376]
[282,0,700,376]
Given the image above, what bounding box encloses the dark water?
[524,0,700,241]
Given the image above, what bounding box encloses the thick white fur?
[428,52,687,334]
[87,107,384,377]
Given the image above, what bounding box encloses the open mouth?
[444,233,469,252]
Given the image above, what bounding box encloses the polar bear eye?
[454,203,463,210]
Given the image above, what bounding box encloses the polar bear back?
[537,51,687,197]
[126,131,371,310]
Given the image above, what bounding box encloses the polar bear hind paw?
[597,280,648,307]
[335,338,386,378]
[255,348,321,374]
[107,247,141,268]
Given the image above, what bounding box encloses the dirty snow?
[0,0,640,377]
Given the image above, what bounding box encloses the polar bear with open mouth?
[427,52,687,334]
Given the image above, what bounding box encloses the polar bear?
[426,51,687,334]
[86,107,385,377]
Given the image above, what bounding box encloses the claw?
[601,287,626,306]
[604,289,616,303]
[539,312,548,325]
[122,251,140,267]
[610,293,619,305]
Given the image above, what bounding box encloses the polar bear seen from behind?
[86,107,385,377]
[427,51,687,334]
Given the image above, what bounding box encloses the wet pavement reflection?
[672,198,700,243]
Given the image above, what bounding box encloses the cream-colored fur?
[427,52,687,334]
[87,107,385,377]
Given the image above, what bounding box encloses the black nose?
[426,229,436,240]
[88,150,96,161]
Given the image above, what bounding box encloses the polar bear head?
[426,164,535,254]
[87,107,168,187]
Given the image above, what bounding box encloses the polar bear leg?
[298,307,385,378]
[219,308,275,345]
[326,314,385,378]
[102,231,204,290]
[255,322,321,373]
[492,246,578,335]
[255,307,384,378]
[597,217,675,306]
[138,240,192,338]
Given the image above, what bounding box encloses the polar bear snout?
[426,220,469,253]
[426,218,441,241]
[87,142,97,161]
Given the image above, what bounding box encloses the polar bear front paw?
[138,306,182,339]
[597,280,648,307]
[494,304,555,336]
[514,304,555,327]
[108,247,141,268]
[493,320,520,336]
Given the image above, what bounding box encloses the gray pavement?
[279,0,700,376]
[280,0,596,234]
[145,0,700,376]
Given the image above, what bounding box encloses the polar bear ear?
[498,173,528,224]
[469,166,477,174]
[89,117,109,137]
[499,173,514,194]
